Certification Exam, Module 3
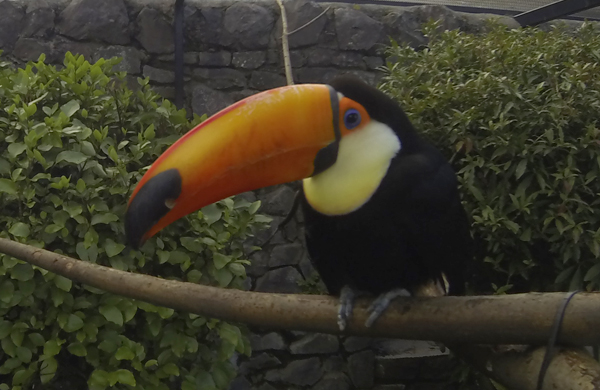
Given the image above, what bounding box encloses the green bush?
[381,21,600,293]
[0,52,269,389]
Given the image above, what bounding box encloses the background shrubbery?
[381,21,600,294]
[0,52,268,389]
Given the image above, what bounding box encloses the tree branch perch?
[1,237,599,345]
[2,237,600,389]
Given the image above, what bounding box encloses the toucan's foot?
[365,288,411,327]
[337,285,356,331]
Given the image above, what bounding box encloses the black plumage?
[301,77,472,299]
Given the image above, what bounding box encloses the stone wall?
[0,0,523,389]
[0,0,519,115]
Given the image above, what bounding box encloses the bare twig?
[287,6,330,36]
[276,0,293,85]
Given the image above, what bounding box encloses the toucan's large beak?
[125,84,348,247]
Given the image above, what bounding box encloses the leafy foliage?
[0,52,269,389]
[381,21,600,293]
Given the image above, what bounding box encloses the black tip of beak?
[125,169,182,249]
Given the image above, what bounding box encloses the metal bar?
[315,0,519,16]
[315,0,600,21]
[514,0,600,26]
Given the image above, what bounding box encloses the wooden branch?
[2,237,600,389]
[452,345,600,390]
[1,237,600,345]
[276,0,294,85]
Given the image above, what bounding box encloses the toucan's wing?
[387,147,472,295]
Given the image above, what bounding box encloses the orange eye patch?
[338,97,370,136]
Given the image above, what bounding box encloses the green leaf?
[0,321,10,340]
[214,267,233,287]
[213,253,232,270]
[2,336,16,357]
[60,100,80,118]
[89,369,110,389]
[27,333,45,347]
[249,201,261,214]
[147,317,161,337]
[62,314,84,332]
[0,179,17,195]
[16,346,32,363]
[218,324,241,347]
[43,340,62,357]
[104,239,125,257]
[515,160,527,180]
[107,146,119,163]
[76,179,86,193]
[201,204,222,225]
[196,371,217,389]
[584,263,600,282]
[33,149,47,166]
[144,359,158,368]
[98,338,118,353]
[63,202,83,218]
[115,346,134,360]
[42,103,57,116]
[187,269,203,283]
[91,213,119,225]
[228,263,246,277]
[99,305,123,326]
[570,267,583,291]
[180,237,202,252]
[54,275,72,292]
[9,223,30,238]
[7,143,26,158]
[157,250,170,264]
[44,224,62,234]
[161,363,179,376]
[0,280,14,303]
[157,306,174,319]
[67,342,87,357]
[40,357,57,384]
[144,124,155,140]
[212,364,232,389]
[56,150,88,164]
[0,158,11,175]
[13,368,33,385]
[81,140,96,156]
[168,250,190,264]
[11,264,34,281]
[1,357,22,372]
[114,369,136,386]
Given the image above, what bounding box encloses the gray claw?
[337,285,355,331]
[365,288,411,327]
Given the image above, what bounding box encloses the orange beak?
[125,84,348,247]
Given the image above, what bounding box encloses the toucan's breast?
[302,120,401,216]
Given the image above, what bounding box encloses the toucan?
[125,76,472,330]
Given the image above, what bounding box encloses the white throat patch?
[302,120,401,215]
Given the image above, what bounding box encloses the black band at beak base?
[125,168,182,248]
[311,85,342,177]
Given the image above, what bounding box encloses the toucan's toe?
[337,285,357,331]
[365,288,411,327]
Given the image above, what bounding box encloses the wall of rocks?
[0,0,525,389]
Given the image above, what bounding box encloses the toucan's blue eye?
[344,109,361,130]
